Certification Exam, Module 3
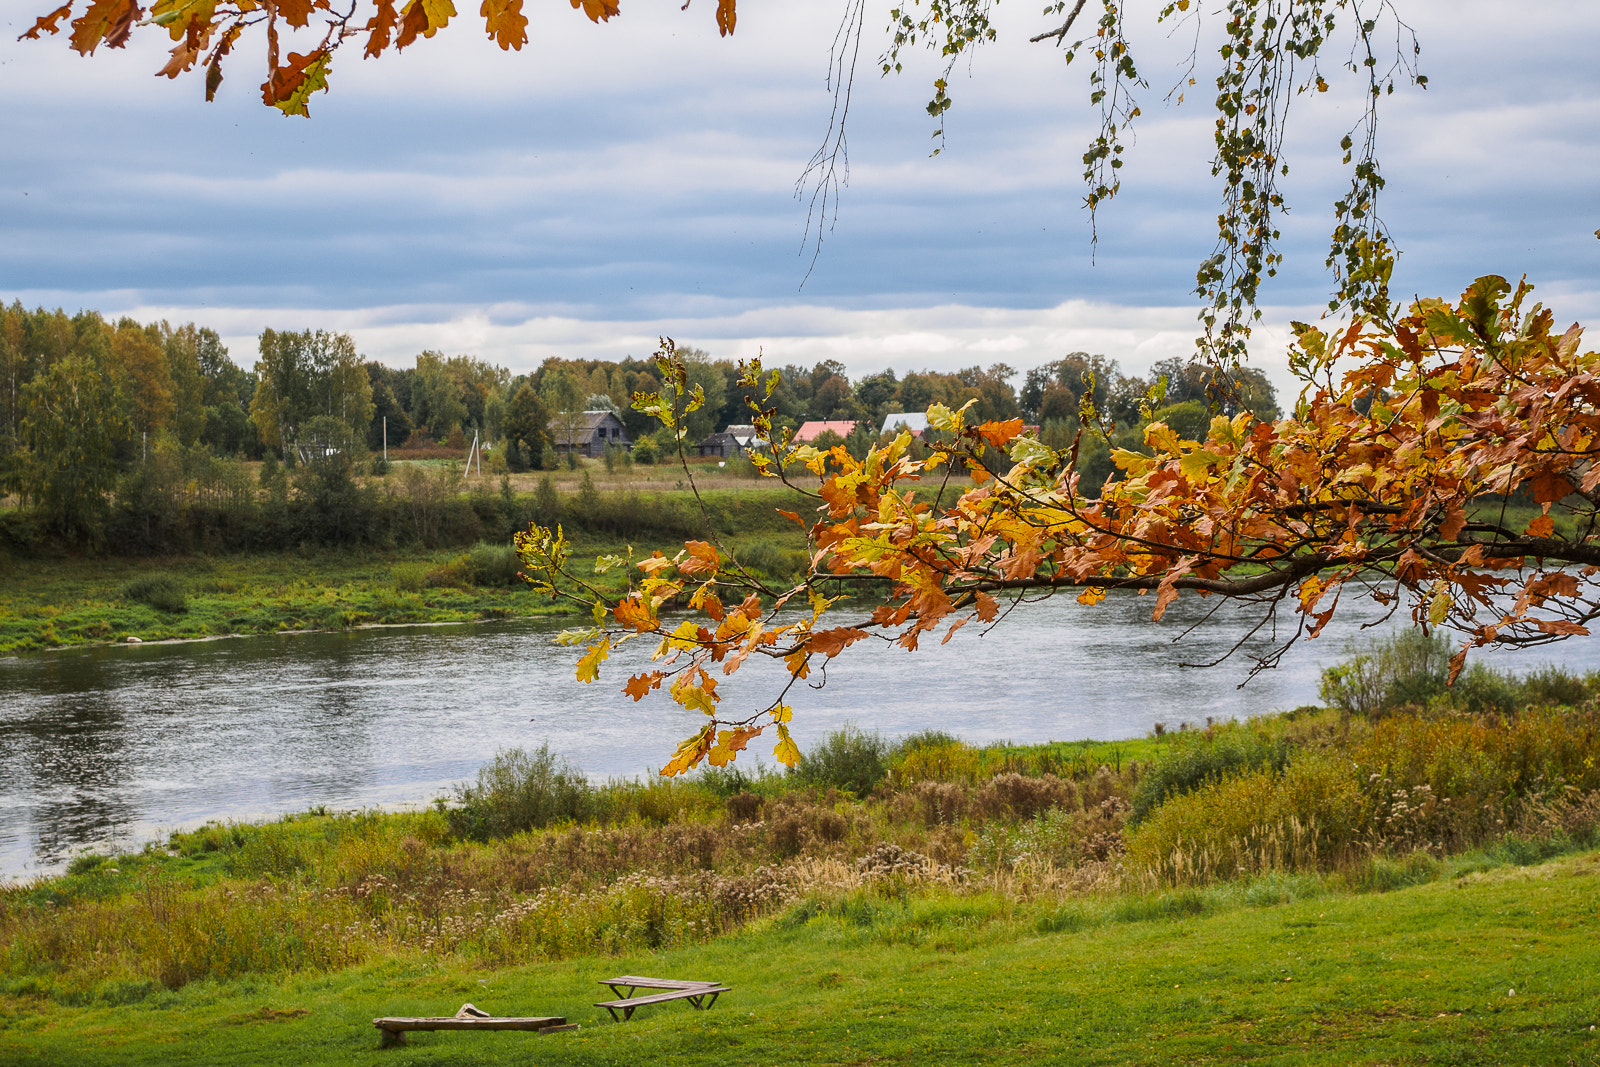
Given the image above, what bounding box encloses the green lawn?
[4,851,1596,1066]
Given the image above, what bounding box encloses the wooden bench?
[594,976,729,1022]
[373,1002,573,1047]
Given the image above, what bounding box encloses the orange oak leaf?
[715,0,735,35]
[777,509,802,526]
[808,626,870,658]
[613,595,654,631]
[637,552,675,575]
[1524,514,1555,539]
[479,0,526,49]
[975,418,1024,449]
[570,0,617,23]
[623,670,664,701]
[20,4,73,39]
[364,0,398,56]
[679,540,720,577]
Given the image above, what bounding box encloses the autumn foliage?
[516,277,1600,776]
[21,0,737,116]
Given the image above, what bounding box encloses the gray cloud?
[2,0,1596,377]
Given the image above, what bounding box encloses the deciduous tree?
[519,285,1600,774]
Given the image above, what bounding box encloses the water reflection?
[4,592,1598,876]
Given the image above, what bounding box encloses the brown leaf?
[715,0,734,35]
[1438,505,1466,542]
[277,0,313,27]
[1524,514,1555,539]
[70,0,140,54]
[157,38,198,77]
[1528,469,1574,505]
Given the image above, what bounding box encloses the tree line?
[0,303,1278,548]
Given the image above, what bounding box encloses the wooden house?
[549,410,631,458]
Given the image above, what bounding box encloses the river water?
[5,591,1599,877]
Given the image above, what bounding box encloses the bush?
[444,744,593,841]
[1130,728,1291,824]
[120,573,187,613]
[633,437,657,464]
[1319,629,1450,715]
[795,725,888,796]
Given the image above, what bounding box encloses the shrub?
[633,437,657,464]
[1130,728,1291,824]
[1319,629,1450,715]
[120,573,187,613]
[795,725,888,796]
[444,744,593,841]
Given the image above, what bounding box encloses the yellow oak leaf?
[479,0,526,49]
[773,723,801,768]
[575,636,610,683]
[662,724,714,777]
[569,0,618,23]
[1077,585,1106,606]
[708,726,758,767]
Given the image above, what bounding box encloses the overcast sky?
[2,0,1596,399]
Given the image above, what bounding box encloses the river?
[4,590,1599,877]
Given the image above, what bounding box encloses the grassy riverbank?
[0,482,817,655]
[5,684,1600,1064]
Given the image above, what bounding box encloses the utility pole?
[383,416,387,463]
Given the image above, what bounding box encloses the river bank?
[3,713,1598,1065]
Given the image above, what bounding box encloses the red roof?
[793,420,858,443]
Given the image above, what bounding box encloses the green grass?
[2,851,1597,1065]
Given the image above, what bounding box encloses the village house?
[792,420,858,444]
[696,423,764,458]
[549,410,631,458]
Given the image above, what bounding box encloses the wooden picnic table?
[595,975,729,1021]
[372,1002,573,1047]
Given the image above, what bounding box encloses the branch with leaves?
[516,276,1600,776]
